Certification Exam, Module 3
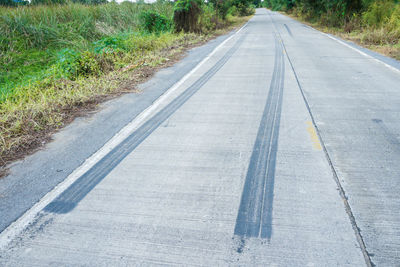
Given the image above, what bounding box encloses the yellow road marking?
[306,121,322,151]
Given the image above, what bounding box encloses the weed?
[362,1,395,28]
[140,10,172,33]
[0,1,250,165]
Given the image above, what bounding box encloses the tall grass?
[267,0,400,59]
[0,2,174,96]
[0,1,250,164]
[361,2,400,45]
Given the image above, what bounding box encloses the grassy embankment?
[266,0,400,60]
[0,2,250,166]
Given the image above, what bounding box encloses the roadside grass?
[282,3,400,60]
[315,25,400,60]
[0,10,249,166]
[0,2,174,98]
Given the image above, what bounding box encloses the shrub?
[56,49,100,79]
[232,0,255,16]
[387,4,400,31]
[76,51,100,77]
[209,0,232,19]
[93,35,127,54]
[173,0,203,33]
[56,48,80,78]
[140,10,172,33]
[362,0,395,27]
[199,3,218,31]
[237,3,255,16]
[228,5,238,16]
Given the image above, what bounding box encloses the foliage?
[231,0,255,16]
[55,49,100,78]
[140,10,172,33]
[93,35,127,54]
[199,3,218,31]
[172,0,254,32]
[362,0,396,27]
[0,1,174,96]
[262,0,399,58]
[0,0,250,163]
[208,0,232,19]
[0,0,28,6]
[56,48,80,78]
[173,0,202,32]
[264,0,400,35]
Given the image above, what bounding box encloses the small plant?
[56,48,80,79]
[76,51,101,77]
[56,49,100,79]
[93,35,127,54]
[140,10,172,33]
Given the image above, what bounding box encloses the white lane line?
[321,33,400,75]
[0,21,249,250]
[274,10,400,75]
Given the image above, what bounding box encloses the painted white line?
[273,10,400,75]
[321,33,400,75]
[0,21,249,250]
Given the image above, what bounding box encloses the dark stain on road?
[234,33,285,240]
[43,32,247,214]
[284,24,293,37]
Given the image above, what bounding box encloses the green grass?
[0,0,250,164]
[281,1,400,60]
[0,1,174,98]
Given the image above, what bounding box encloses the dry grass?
[0,16,249,169]
[284,12,400,60]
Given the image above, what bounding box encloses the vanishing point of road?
[1,9,400,266]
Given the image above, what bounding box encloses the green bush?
[76,51,100,77]
[93,35,127,54]
[237,3,255,16]
[140,10,172,33]
[387,4,400,31]
[209,0,232,19]
[199,3,218,31]
[228,5,238,16]
[232,0,255,16]
[56,49,100,79]
[362,0,395,27]
[56,48,80,78]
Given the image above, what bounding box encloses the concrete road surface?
[1,9,400,266]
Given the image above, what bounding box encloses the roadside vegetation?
[0,0,255,166]
[263,0,400,60]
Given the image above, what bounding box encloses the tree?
[173,0,203,32]
[208,0,232,19]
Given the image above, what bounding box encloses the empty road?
[1,9,400,266]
